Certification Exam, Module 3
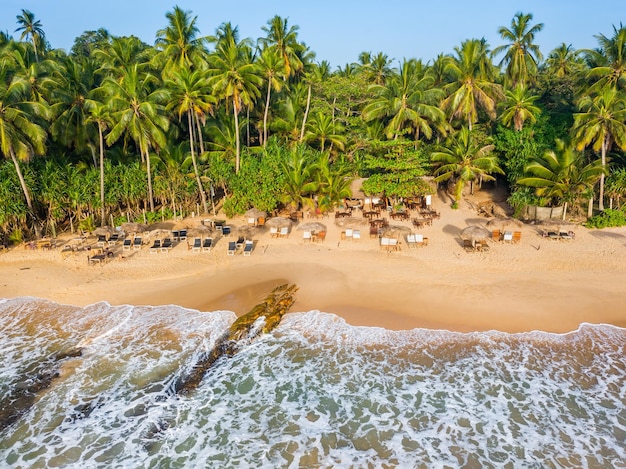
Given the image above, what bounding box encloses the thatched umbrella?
[460,225,491,241]
[382,225,412,238]
[265,217,292,228]
[245,208,267,219]
[335,217,368,228]
[146,228,172,240]
[297,222,327,232]
[538,219,576,233]
[187,225,213,238]
[93,226,114,236]
[120,222,147,234]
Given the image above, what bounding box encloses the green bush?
[584,208,626,228]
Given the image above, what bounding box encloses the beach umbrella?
[265,217,292,228]
[460,225,491,241]
[381,225,412,238]
[297,222,327,232]
[146,228,172,240]
[93,226,114,236]
[245,208,267,219]
[120,222,147,234]
[335,217,368,228]
[187,225,213,238]
[538,219,576,233]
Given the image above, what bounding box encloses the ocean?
[0,297,624,468]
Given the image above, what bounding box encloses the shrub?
[584,208,626,229]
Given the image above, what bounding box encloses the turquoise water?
[0,297,624,468]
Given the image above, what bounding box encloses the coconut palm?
[279,145,317,210]
[259,15,303,78]
[363,59,445,141]
[492,12,544,87]
[544,43,583,78]
[256,47,286,146]
[304,112,346,153]
[15,9,46,62]
[441,39,503,130]
[517,139,605,216]
[499,85,541,131]
[102,65,169,211]
[572,88,626,210]
[164,67,215,213]
[85,99,111,226]
[585,23,626,91]
[361,52,394,85]
[0,70,51,237]
[154,6,209,74]
[431,127,503,204]
[208,23,262,173]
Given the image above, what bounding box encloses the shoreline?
[2,191,626,333]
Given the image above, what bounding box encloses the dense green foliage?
[0,7,625,244]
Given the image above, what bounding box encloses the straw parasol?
[335,217,368,228]
[381,225,412,238]
[146,228,172,240]
[486,217,523,230]
[460,225,491,241]
[538,218,576,233]
[93,226,114,236]
[120,222,147,234]
[245,208,267,219]
[265,217,292,228]
[187,225,213,238]
[297,222,327,232]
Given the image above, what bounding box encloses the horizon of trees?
[1,7,626,243]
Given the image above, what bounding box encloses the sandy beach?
[2,189,625,333]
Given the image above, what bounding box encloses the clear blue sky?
[2,0,623,68]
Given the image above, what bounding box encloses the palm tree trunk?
[143,143,155,212]
[263,79,272,147]
[193,112,205,155]
[188,111,208,214]
[98,122,105,227]
[599,137,608,211]
[234,100,241,174]
[300,83,312,142]
[9,147,41,238]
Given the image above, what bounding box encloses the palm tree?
[208,24,262,173]
[0,71,51,237]
[492,12,544,87]
[15,9,46,62]
[585,23,626,91]
[431,127,503,204]
[362,52,394,85]
[441,39,503,130]
[544,43,583,78]
[165,67,215,213]
[499,85,541,131]
[304,112,346,152]
[279,145,317,210]
[85,99,110,226]
[517,139,605,217]
[154,6,208,74]
[363,59,445,141]
[572,88,626,210]
[259,15,303,78]
[102,65,169,211]
[256,47,286,146]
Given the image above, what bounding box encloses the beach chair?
[222,226,231,236]
[243,240,254,256]
[133,236,143,250]
[492,230,502,242]
[171,230,180,241]
[149,239,161,253]
[406,234,416,248]
[380,237,390,251]
[279,226,289,238]
[202,237,213,252]
[512,231,522,243]
[315,231,326,243]
[344,228,353,240]
[415,234,428,247]
[248,217,256,226]
[227,241,236,256]
[352,230,361,241]
[97,235,107,247]
[122,238,132,251]
[191,237,202,252]
[370,225,379,239]
[559,231,574,241]
[463,238,476,252]
[503,231,513,243]
[236,236,245,248]
[270,227,279,238]
[160,238,173,252]
[178,229,187,241]
[303,231,312,242]
[389,238,399,251]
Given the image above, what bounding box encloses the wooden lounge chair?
[463,238,476,252]
[303,231,312,242]
[492,230,502,242]
[512,231,522,243]
[344,228,353,240]
[222,226,231,236]
[315,231,326,243]
[243,240,254,256]
[149,239,161,253]
[279,226,289,238]
[559,231,575,241]
[414,234,428,247]
[202,237,213,252]
[178,229,187,241]
[352,230,361,241]
[270,227,279,238]
[502,231,514,243]
[122,238,132,251]
[227,241,236,256]
[191,237,202,252]
[476,239,490,252]
[97,235,107,247]
[133,237,142,250]
[160,238,173,252]
[171,230,180,241]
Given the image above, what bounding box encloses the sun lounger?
[414,234,428,247]
[492,230,502,242]
[178,229,187,241]
[279,226,289,238]
[406,234,416,248]
[222,226,231,236]
[503,231,513,243]
[303,231,312,242]
[202,237,213,252]
[512,231,522,243]
[463,238,476,252]
[314,231,326,242]
[344,228,353,240]
[149,239,161,253]
[559,231,575,241]
[123,238,132,251]
[227,241,236,256]
[191,237,202,252]
[243,240,254,256]
[270,227,279,238]
[160,238,173,252]
[352,230,361,241]
[97,235,107,247]
[133,237,143,250]
[236,236,245,248]
[172,230,180,240]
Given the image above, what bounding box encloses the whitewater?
[0,297,624,468]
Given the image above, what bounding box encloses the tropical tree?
[259,15,303,78]
[431,127,503,204]
[492,12,544,87]
[585,23,626,91]
[517,138,605,216]
[102,65,169,211]
[208,23,262,173]
[279,145,317,210]
[544,43,583,78]
[85,99,110,226]
[15,9,46,62]
[499,85,541,131]
[572,88,626,210]
[256,46,286,146]
[0,70,50,237]
[165,67,215,213]
[441,39,503,130]
[304,112,346,152]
